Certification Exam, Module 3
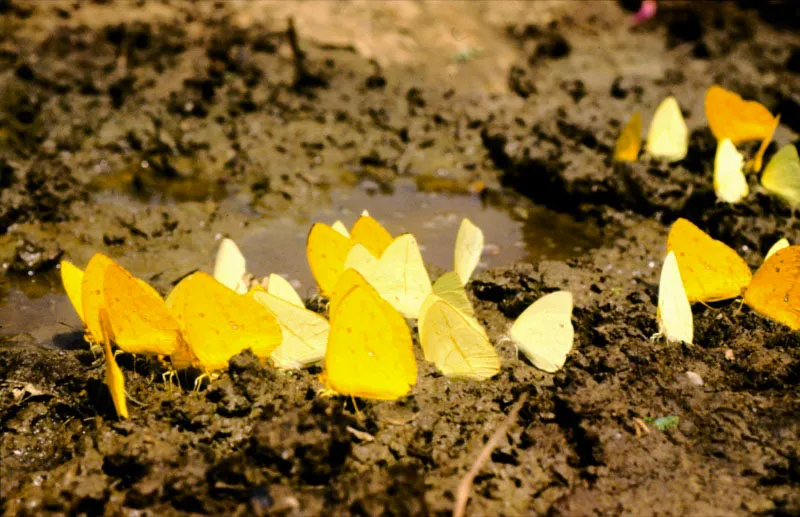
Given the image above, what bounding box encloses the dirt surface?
[1,1,799,515]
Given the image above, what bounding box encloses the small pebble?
[685,371,704,386]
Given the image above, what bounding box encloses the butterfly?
[343,233,432,319]
[705,85,776,144]
[418,292,500,380]
[657,251,693,344]
[666,218,752,303]
[165,272,282,374]
[321,269,417,400]
[510,291,574,372]
[62,254,182,356]
[743,245,800,330]
[645,96,688,162]
[307,213,393,298]
[613,112,643,162]
[761,144,800,206]
[454,218,484,285]
[713,138,748,203]
[249,279,329,370]
[213,238,248,294]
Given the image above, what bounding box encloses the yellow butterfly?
[705,85,776,144]
[249,282,329,370]
[765,238,789,262]
[307,213,393,297]
[418,293,500,381]
[510,291,574,372]
[761,144,800,206]
[213,238,248,294]
[454,218,484,285]
[344,234,432,318]
[743,245,800,330]
[166,272,282,373]
[657,251,693,344]
[614,112,642,162]
[666,218,752,303]
[321,269,417,400]
[713,138,748,203]
[62,254,182,356]
[99,308,129,419]
[645,96,688,162]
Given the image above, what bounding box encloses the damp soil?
[1,1,799,515]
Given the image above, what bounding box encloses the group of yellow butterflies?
[60,215,575,419]
[657,218,799,344]
[614,85,800,207]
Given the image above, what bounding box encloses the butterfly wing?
[713,139,748,203]
[645,96,688,162]
[266,273,305,308]
[350,214,393,257]
[657,251,693,343]
[307,223,356,298]
[614,112,642,162]
[510,291,574,372]
[213,238,248,294]
[765,238,790,262]
[103,261,181,356]
[99,308,129,419]
[432,271,474,317]
[761,144,800,206]
[81,253,116,345]
[60,260,85,324]
[454,218,484,285]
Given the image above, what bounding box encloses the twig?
[453,392,529,517]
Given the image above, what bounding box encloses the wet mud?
[1,1,798,515]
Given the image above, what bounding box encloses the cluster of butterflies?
[60,214,576,419]
[657,217,799,344]
[614,85,799,207]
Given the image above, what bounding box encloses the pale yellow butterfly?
[454,218,484,285]
[510,291,574,372]
[418,293,500,381]
[646,96,688,162]
[713,138,748,203]
[761,144,800,206]
[657,251,693,344]
[213,238,248,294]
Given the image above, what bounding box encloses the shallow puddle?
[0,182,606,345]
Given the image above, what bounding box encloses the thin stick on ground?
[452,392,529,517]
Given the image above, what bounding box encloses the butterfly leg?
[193,373,210,392]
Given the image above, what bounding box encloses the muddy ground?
[1,1,799,515]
